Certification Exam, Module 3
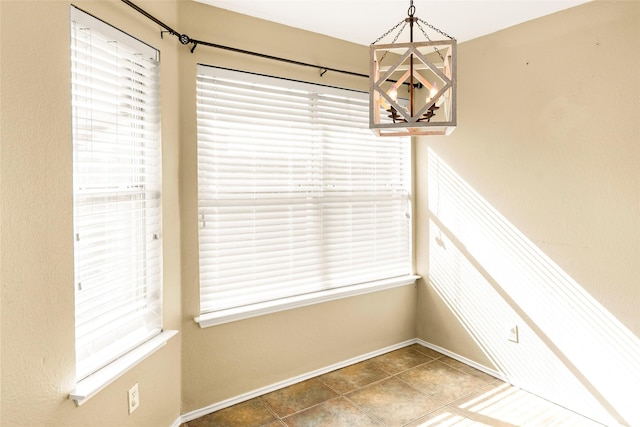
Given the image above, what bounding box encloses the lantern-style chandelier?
[370,0,456,137]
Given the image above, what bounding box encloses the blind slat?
[71,7,162,382]
[197,65,411,315]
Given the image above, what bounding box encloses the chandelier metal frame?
[370,1,457,137]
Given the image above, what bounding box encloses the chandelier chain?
[378,21,407,64]
[370,1,456,66]
[371,18,406,46]
[415,21,445,62]
[372,19,408,65]
[417,17,456,41]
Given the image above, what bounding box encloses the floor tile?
[451,382,604,427]
[187,344,605,427]
[370,346,433,374]
[404,406,481,427]
[398,360,490,403]
[439,355,497,382]
[347,377,444,426]
[409,343,445,359]
[261,378,338,417]
[186,398,276,427]
[282,396,384,427]
[318,360,390,394]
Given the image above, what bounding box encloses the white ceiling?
[195,0,590,45]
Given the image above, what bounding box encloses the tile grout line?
[191,344,504,427]
[257,396,284,424]
[316,364,394,426]
[310,347,458,427]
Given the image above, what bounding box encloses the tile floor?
[184,344,603,427]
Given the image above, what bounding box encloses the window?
[196,65,414,326]
[70,7,173,403]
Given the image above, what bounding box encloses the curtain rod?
[121,0,369,80]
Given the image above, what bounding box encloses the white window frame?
[69,6,176,405]
[195,65,418,328]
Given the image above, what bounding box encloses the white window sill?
[195,275,420,328]
[69,330,178,406]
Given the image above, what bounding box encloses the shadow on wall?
[427,148,639,427]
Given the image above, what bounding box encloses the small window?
[196,65,412,322]
[70,7,162,383]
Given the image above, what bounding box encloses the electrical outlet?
[128,383,140,414]
[506,323,519,343]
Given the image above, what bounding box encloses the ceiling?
[195,0,590,45]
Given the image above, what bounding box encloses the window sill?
[69,330,178,406]
[195,275,420,328]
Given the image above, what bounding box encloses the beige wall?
[0,1,182,426]
[0,0,417,424]
[415,1,639,425]
[176,0,417,413]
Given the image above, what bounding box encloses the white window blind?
[197,65,411,316]
[71,7,162,382]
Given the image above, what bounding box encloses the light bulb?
[389,85,398,102]
[427,83,438,104]
[379,96,389,110]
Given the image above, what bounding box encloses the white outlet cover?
[506,324,519,343]
[128,383,140,414]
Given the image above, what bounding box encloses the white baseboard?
[180,339,417,423]
[177,338,507,425]
[414,338,507,382]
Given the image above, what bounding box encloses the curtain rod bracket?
[121,0,369,80]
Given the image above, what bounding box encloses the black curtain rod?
[121,0,369,80]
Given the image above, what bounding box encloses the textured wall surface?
[0,1,182,425]
[415,1,640,425]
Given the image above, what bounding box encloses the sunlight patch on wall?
[427,148,639,426]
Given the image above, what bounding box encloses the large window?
[196,65,413,325]
[70,7,167,398]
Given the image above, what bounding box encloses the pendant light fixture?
[370,0,456,136]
